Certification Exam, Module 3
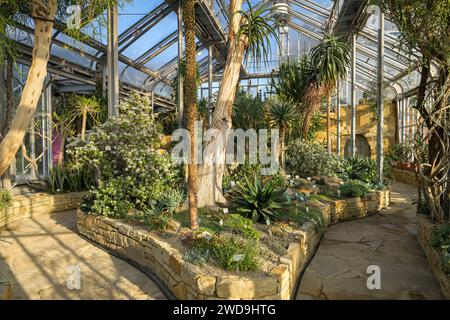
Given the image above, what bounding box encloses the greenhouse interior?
[0,0,449,302]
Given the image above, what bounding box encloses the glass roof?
[7,0,422,99]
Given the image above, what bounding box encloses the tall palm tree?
[196,0,279,208]
[266,97,297,168]
[272,36,349,139]
[183,0,199,229]
[304,35,350,138]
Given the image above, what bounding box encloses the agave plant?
[231,176,289,224]
[266,96,297,168]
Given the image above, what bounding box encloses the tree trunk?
[81,107,87,141]
[1,56,14,189]
[183,0,199,229]
[197,0,246,208]
[0,0,57,176]
[326,95,331,153]
[280,126,286,169]
[301,82,322,137]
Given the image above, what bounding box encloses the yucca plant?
[266,96,297,168]
[237,0,280,68]
[309,35,350,143]
[231,176,289,224]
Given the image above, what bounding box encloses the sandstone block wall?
[77,190,390,300]
[1,192,88,228]
[417,215,450,299]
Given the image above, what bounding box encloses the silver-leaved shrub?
[67,92,182,218]
[286,139,344,177]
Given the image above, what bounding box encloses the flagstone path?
[0,209,166,300]
[296,182,443,300]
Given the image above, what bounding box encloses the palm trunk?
[280,126,286,168]
[327,95,331,153]
[301,83,322,137]
[183,0,199,229]
[0,0,57,176]
[81,107,87,141]
[197,0,246,208]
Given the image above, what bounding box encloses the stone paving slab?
[296,183,444,300]
[0,210,166,300]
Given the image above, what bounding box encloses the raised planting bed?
[1,192,88,228]
[77,189,390,300]
[392,168,418,186]
[417,215,450,299]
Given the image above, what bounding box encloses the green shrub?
[431,224,450,274]
[223,162,262,191]
[343,156,376,183]
[232,90,266,130]
[223,162,287,191]
[190,234,260,271]
[67,92,182,217]
[231,176,289,224]
[286,139,344,177]
[224,214,261,240]
[46,165,95,194]
[385,143,412,167]
[282,205,325,232]
[212,235,260,271]
[339,180,370,198]
[0,189,13,210]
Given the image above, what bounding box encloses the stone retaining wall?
[417,215,450,299]
[77,189,390,300]
[1,192,88,228]
[392,168,418,186]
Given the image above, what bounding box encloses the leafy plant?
[0,189,13,210]
[286,139,344,177]
[385,143,412,167]
[431,224,450,274]
[266,96,297,167]
[187,234,260,271]
[232,90,266,130]
[343,157,377,183]
[339,180,371,198]
[67,92,182,218]
[231,176,289,224]
[224,214,261,240]
[46,165,95,194]
[294,206,325,233]
[157,189,185,214]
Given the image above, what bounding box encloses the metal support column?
[208,44,213,128]
[405,97,409,143]
[177,1,184,127]
[107,4,119,118]
[400,98,405,143]
[336,81,341,155]
[376,10,385,184]
[350,33,356,157]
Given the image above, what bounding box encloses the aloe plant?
[231,176,289,223]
